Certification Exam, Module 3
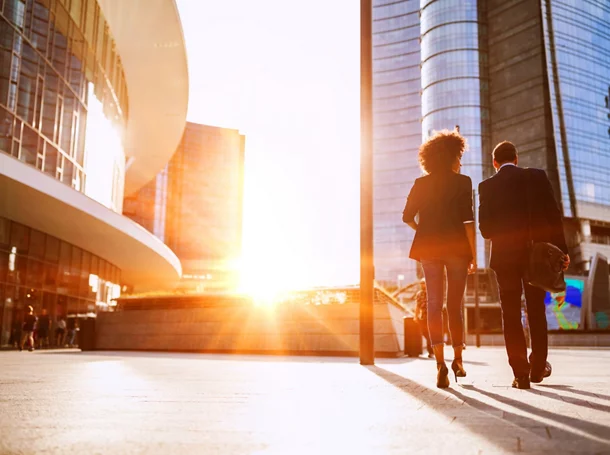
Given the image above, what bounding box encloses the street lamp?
[360,0,375,365]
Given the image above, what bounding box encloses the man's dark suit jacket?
[403,171,474,262]
[478,165,568,271]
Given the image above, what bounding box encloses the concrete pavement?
[1,348,609,454]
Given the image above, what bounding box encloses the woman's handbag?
[524,169,567,293]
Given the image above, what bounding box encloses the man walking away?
[478,141,569,389]
[20,306,37,352]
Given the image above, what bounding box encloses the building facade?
[372,0,422,286]
[125,123,245,292]
[0,0,187,345]
[372,0,610,285]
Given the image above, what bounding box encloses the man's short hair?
[493,141,518,164]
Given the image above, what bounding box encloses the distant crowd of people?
[8,306,79,351]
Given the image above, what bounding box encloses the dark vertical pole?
[360,0,375,365]
[473,189,481,348]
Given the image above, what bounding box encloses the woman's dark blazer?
[403,172,474,261]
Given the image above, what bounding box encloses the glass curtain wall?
[372,0,422,286]
[0,216,121,346]
[542,0,610,220]
[0,0,127,211]
[420,0,489,266]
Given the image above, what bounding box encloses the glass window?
[43,261,57,292]
[4,0,27,30]
[44,142,57,176]
[42,292,56,318]
[20,124,38,165]
[7,251,26,286]
[17,42,39,123]
[0,106,13,157]
[62,157,73,186]
[57,241,71,294]
[29,229,45,259]
[0,217,10,250]
[41,64,58,141]
[9,222,29,254]
[51,26,67,78]
[0,250,8,282]
[67,297,79,315]
[60,92,73,153]
[26,258,43,288]
[30,1,50,53]
[44,235,59,263]
[56,294,67,317]
[90,254,98,276]
[79,250,89,297]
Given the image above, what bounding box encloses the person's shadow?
[459,385,610,442]
[367,365,610,453]
[526,386,610,413]
[538,384,610,402]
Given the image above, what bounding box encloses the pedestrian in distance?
[414,279,434,358]
[37,309,51,349]
[478,141,570,389]
[20,306,37,352]
[403,129,477,388]
[55,317,67,347]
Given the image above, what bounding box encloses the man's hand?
[468,260,477,275]
[562,254,570,272]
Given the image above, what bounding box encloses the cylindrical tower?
[420,0,490,266]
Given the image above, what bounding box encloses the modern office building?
[0,0,188,345]
[125,123,245,292]
[373,0,610,286]
[372,0,422,286]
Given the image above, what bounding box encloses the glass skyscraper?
[373,0,610,285]
[372,0,422,285]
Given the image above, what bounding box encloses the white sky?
[175,0,360,289]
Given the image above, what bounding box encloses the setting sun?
[177,0,361,292]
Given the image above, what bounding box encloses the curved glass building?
[0,0,187,344]
[372,0,422,285]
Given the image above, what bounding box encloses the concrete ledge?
[96,288,407,356]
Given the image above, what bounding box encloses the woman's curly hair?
[418,129,467,175]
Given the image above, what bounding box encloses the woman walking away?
[402,129,477,388]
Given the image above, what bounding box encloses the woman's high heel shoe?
[451,358,467,381]
[437,363,450,389]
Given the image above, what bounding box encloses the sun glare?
[236,254,310,307]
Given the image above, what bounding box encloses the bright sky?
[176,0,360,290]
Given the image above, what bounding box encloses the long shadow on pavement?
[538,384,610,402]
[462,385,610,444]
[368,365,610,453]
[526,387,610,413]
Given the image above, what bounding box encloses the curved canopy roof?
[97,0,189,196]
[0,154,181,290]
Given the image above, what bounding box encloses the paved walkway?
[1,348,609,454]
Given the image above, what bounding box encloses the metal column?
[360,0,375,365]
